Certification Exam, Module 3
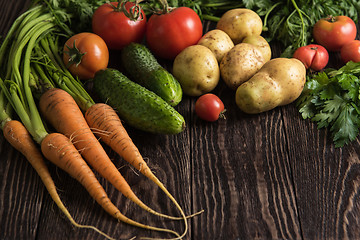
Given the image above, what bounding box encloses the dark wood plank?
[0,0,31,34]
[283,104,360,240]
[0,143,45,239]
[1,1,360,240]
[190,80,301,239]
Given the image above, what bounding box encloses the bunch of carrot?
[0,2,201,239]
[0,90,116,240]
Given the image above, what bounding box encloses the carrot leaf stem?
[34,34,95,111]
[0,5,43,69]
[0,91,12,128]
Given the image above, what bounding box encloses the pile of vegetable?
[2,0,360,238]
[141,0,359,57]
[0,0,206,239]
[170,7,306,116]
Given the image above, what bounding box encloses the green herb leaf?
[331,103,360,147]
[297,61,360,147]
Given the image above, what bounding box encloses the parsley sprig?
[34,0,106,34]
[297,62,360,147]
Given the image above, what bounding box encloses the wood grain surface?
[1,1,360,240]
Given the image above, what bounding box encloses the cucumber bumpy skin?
[93,68,186,135]
[120,43,183,107]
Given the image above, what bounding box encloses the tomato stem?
[63,41,85,67]
[326,15,336,23]
[113,0,144,21]
[158,0,170,13]
[219,109,227,120]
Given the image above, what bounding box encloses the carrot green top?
[0,3,95,143]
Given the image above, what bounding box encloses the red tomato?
[340,40,360,63]
[146,7,203,60]
[63,32,109,80]
[293,44,329,71]
[195,94,225,122]
[313,15,357,52]
[92,1,147,50]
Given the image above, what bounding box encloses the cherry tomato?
[293,44,329,71]
[146,7,203,60]
[195,94,225,122]
[313,15,357,52]
[340,40,360,63]
[92,1,147,50]
[63,32,109,80]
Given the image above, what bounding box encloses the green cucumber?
[92,68,186,135]
[120,43,182,106]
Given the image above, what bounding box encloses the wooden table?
[1,1,360,239]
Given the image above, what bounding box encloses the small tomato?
[63,32,109,80]
[313,15,357,51]
[340,40,360,63]
[146,7,203,60]
[195,94,225,122]
[92,1,147,50]
[293,44,329,71]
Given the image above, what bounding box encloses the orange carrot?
[85,103,204,238]
[40,132,180,237]
[2,120,114,240]
[38,88,180,220]
[85,103,188,208]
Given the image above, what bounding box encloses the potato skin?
[216,8,263,44]
[242,35,271,63]
[235,58,306,114]
[173,45,220,96]
[197,29,234,62]
[220,43,265,90]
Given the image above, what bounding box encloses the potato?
[216,8,263,44]
[173,45,220,96]
[220,43,265,90]
[242,35,271,62]
[235,58,306,114]
[197,29,234,62]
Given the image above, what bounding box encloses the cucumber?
[92,68,186,135]
[120,43,183,107]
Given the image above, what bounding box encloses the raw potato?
[235,58,306,114]
[220,43,265,90]
[197,29,234,62]
[242,35,271,62]
[216,8,263,44]
[173,45,220,96]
